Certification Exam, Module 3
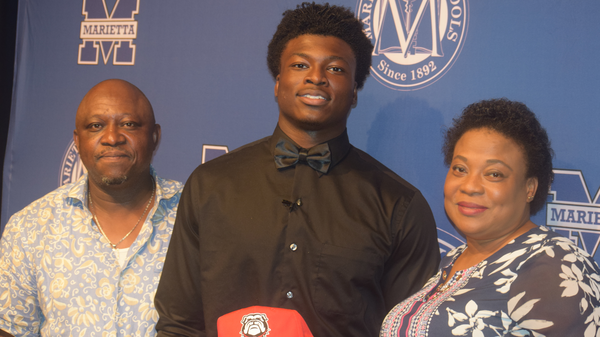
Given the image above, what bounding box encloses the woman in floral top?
[381,99,600,337]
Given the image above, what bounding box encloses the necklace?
[89,179,155,250]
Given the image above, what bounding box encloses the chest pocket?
[312,243,381,315]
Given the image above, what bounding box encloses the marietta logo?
[78,0,140,65]
[546,169,600,261]
[356,0,468,91]
[59,140,86,187]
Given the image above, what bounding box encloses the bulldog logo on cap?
[240,313,271,337]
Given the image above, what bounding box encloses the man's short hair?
[267,2,374,89]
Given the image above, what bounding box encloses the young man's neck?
[278,121,346,149]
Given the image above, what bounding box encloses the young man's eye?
[452,165,466,174]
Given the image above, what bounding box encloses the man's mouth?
[300,94,327,100]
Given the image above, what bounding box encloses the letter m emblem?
[546,169,600,261]
[78,0,140,65]
[372,0,442,59]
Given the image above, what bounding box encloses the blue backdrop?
[3,0,600,259]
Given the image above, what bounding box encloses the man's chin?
[100,175,128,185]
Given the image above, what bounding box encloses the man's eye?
[329,66,343,72]
[452,166,465,173]
[89,123,102,129]
[292,64,307,69]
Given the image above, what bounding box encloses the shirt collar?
[269,125,352,173]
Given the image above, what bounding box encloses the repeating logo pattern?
[78,0,140,65]
[546,169,600,262]
[356,0,469,90]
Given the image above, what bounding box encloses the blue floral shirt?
[380,226,600,337]
[0,169,182,337]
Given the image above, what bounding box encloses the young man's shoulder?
[348,146,421,196]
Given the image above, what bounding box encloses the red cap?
[217,306,314,337]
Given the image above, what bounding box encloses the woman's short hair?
[442,98,554,214]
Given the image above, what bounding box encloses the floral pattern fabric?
[380,226,600,337]
[0,169,182,337]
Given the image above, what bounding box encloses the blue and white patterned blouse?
[380,226,600,337]
[0,169,182,337]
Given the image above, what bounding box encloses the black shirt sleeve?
[155,171,206,337]
[382,190,440,310]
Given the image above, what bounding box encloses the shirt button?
[290,243,298,251]
[296,199,302,206]
[286,291,294,299]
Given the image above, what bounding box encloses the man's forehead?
[282,35,355,61]
[77,98,135,119]
[76,80,154,126]
[77,92,151,121]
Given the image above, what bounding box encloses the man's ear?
[274,75,280,101]
[152,124,162,152]
[351,82,358,108]
[73,129,79,152]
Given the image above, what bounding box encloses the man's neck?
[88,173,154,212]
[277,121,346,149]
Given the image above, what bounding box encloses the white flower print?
[448,300,496,337]
[506,292,553,331]
[584,306,600,337]
[560,263,593,298]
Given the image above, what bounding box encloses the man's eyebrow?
[292,52,346,62]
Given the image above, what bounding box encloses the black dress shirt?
[155,126,440,337]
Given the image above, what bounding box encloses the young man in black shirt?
[155,3,440,336]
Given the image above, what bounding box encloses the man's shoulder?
[189,135,271,177]
[155,175,184,195]
[348,147,421,196]
[4,181,81,234]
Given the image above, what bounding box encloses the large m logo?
[78,0,140,65]
[371,0,443,62]
[546,169,600,261]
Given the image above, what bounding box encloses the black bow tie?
[274,139,331,174]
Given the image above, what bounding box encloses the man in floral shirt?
[0,79,182,337]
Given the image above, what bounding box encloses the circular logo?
[356,0,469,91]
[59,140,86,187]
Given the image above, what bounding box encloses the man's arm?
[0,213,42,336]
[382,191,441,309]
[155,172,206,336]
